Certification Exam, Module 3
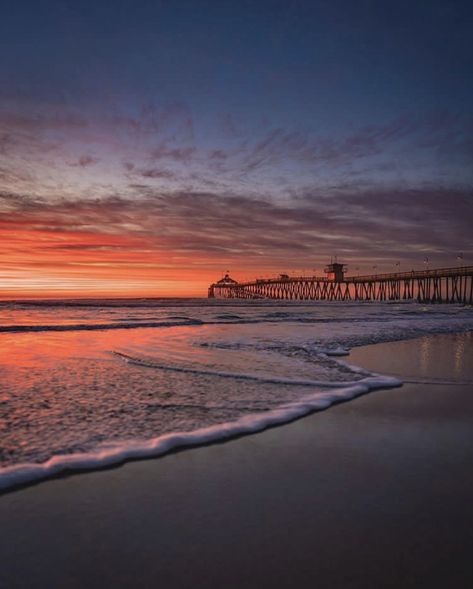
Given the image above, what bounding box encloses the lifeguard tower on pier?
[324,261,347,282]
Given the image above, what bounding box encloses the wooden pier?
[208,264,473,304]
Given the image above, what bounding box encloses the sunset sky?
[1,0,472,297]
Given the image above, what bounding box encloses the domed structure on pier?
[215,273,238,285]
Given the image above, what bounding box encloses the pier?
[208,263,473,304]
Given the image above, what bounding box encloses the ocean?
[1,298,473,491]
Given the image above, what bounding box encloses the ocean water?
[1,299,473,491]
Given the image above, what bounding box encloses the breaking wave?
[0,372,400,492]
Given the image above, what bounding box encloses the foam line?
[324,347,351,356]
[0,375,401,493]
[403,378,473,386]
[112,351,401,389]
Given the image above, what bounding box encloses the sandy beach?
[1,331,472,589]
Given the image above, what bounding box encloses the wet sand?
[1,332,472,588]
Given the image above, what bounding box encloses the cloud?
[139,168,176,180]
[69,155,99,167]
[218,113,240,138]
[227,112,473,183]
[106,102,194,142]
[237,116,419,173]
[149,145,195,162]
[0,99,471,206]
[2,186,472,275]
[208,149,228,161]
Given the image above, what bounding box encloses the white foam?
[0,374,400,492]
[324,346,351,357]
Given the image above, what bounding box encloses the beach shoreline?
[1,331,472,588]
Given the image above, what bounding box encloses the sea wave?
[0,319,204,333]
[1,300,472,493]
[0,372,400,493]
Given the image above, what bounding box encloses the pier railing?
[350,265,473,282]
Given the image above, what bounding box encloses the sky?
[1,0,472,297]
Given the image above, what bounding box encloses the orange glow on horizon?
[0,225,229,298]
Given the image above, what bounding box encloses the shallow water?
[1,299,472,490]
